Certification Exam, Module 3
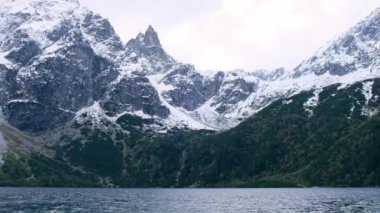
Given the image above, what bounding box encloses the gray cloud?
[80,0,380,71]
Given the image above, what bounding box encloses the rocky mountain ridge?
[0,0,379,133]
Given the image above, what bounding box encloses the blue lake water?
[0,188,379,212]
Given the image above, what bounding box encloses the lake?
[0,188,379,212]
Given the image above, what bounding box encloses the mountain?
[1,0,380,132]
[0,0,379,187]
[2,77,378,187]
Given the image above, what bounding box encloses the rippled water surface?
[0,188,379,212]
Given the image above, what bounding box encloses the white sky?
[80,0,380,71]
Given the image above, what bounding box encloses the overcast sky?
[80,0,380,71]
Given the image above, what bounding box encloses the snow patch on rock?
[304,89,322,118]
[147,74,214,130]
[361,81,378,117]
[362,81,374,105]
[283,99,293,105]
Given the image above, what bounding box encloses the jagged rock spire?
[127,25,161,48]
[126,25,172,62]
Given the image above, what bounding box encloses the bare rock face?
[101,73,170,118]
[126,25,172,62]
[3,101,74,132]
[294,8,380,77]
[160,65,223,111]
[0,0,170,132]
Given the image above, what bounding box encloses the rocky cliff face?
[294,8,380,77]
[126,25,173,63]
[0,0,170,132]
[0,0,379,133]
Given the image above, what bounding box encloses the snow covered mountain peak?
[0,0,80,14]
[0,0,126,65]
[126,25,175,66]
[0,2,379,133]
[145,25,161,46]
[293,6,380,78]
[128,25,161,48]
[367,7,380,20]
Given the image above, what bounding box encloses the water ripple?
[0,188,379,212]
